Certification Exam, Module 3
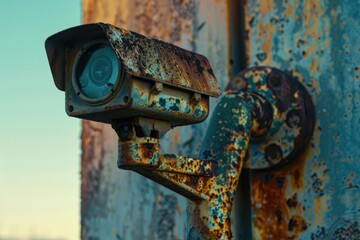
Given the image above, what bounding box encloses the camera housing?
[45,23,221,128]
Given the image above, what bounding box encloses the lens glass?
[76,44,120,100]
[90,58,112,86]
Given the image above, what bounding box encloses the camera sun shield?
[45,23,221,127]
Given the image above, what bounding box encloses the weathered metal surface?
[187,92,253,239]
[102,23,221,97]
[114,91,268,239]
[81,0,230,239]
[75,1,360,239]
[46,23,221,98]
[227,67,315,169]
[240,0,360,239]
[46,24,214,126]
[112,86,313,239]
[81,120,185,240]
[130,78,210,126]
[68,73,211,126]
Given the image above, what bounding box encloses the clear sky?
[0,1,81,239]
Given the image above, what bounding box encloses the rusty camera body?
[45,23,221,135]
[45,23,317,239]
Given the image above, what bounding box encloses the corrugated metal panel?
[244,1,360,239]
[80,1,360,239]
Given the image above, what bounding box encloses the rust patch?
[252,144,310,239]
[97,23,221,97]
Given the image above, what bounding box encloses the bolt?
[269,72,282,87]
[286,109,301,128]
[68,105,74,112]
[145,143,154,150]
[265,144,282,164]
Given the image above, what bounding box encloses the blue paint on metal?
[244,0,360,238]
[115,89,277,239]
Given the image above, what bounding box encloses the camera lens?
[76,44,121,101]
[90,57,112,85]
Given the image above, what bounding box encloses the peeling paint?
[244,0,360,239]
[78,0,360,239]
[81,0,230,239]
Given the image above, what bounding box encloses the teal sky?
[0,1,81,239]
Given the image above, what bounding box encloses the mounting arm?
[112,91,272,239]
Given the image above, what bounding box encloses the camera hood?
[45,22,221,97]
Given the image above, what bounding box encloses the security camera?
[45,23,317,240]
[45,22,221,135]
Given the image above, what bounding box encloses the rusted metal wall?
[81,0,360,239]
[243,0,360,239]
[81,0,230,239]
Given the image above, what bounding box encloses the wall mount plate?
[227,67,315,170]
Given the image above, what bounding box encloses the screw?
[265,144,282,164]
[286,109,301,128]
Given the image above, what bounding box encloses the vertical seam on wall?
[229,0,253,239]
[230,0,247,78]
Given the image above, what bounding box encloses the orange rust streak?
[258,1,274,17]
[251,145,311,239]
[285,3,295,18]
[309,57,319,74]
[245,0,328,238]
[252,171,289,239]
[257,1,274,61]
